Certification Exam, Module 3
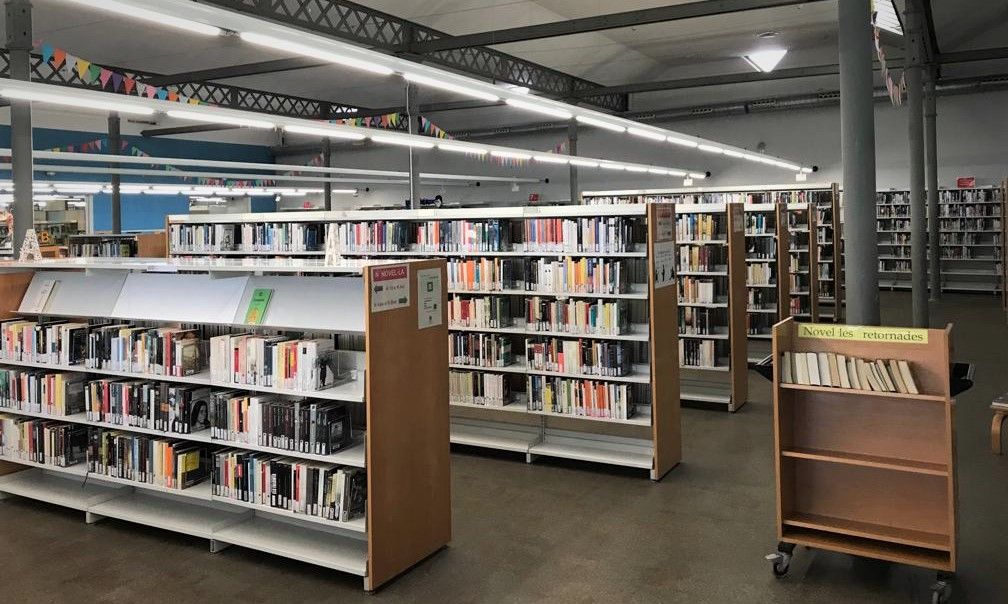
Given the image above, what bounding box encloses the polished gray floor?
[1,292,1005,603]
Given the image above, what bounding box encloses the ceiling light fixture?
[598,162,625,171]
[533,155,570,164]
[627,127,667,142]
[569,158,600,168]
[689,172,707,180]
[504,97,572,120]
[625,166,649,173]
[490,150,533,160]
[372,134,436,149]
[240,32,395,76]
[698,144,724,155]
[666,135,699,148]
[402,72,501,102]
[575,115,627,133]
[648,168,669,175]
[743,48,788,73]
[723,149,746,159]
[283,124,367,140]
[0,88,154,116]
[166,110,275,130]
[62,0,222,35]
[437,143,488,155]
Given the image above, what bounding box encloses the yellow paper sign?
[797,323,928,344]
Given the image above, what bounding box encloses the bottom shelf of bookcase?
[781,526,953,572]
[89,490,246,539]
[450,419,541,453]
[529,431,654,471]
[0,468,124,510]
[213,516,368,576]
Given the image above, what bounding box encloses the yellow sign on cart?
[797,323,928,344]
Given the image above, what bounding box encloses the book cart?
[675,202,748,411]
[167,205,682,480]
[786,203,820,322]
[744,202,791,363]
[768,317,957,604]
[0,256,451,591]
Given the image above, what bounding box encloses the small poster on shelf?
[370,264,410,313]
[653,241,676,289]
[956,176,976,188]
[245,288,274,325]
[417,268,442,329]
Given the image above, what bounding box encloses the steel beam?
[331,100,503,120]
[578,64,847,96]
[198,0,627,111]
[939,47,1008,64]
[413,0,828,53]
[405,83,420,209]
[323,139,332,210]
[906,2,928,326]
[567,120,578,203]
[108,113,122,234]
[925,68,940,302]
[141,124,241,137]
[5,0,32,256]
[839,0,879,325]
[144,58,328,86]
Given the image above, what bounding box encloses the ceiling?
[5,0,1008,135]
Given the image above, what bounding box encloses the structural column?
[322,138,333,210]
[567,120,579,203]
[6,0,33,254]
[108,113,122,234]
[906,3,927,327]
[405,83,421,209]
[838,0,880,325]
[925,68,940,302]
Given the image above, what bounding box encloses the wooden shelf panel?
[781,526,953,571]
[782,447,948,476]
[780,383,948,403]
[783,512,950,551]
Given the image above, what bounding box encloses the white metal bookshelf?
[0,256,450,591]
[166,205,682,480]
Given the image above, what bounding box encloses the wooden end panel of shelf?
[0,270,33,475]
[648,203,680,478]
[364,259,451,590]
[726,203,748,411]
[776,204,792,319]
[136,231,167,258]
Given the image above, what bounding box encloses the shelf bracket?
[209,539,231,554]
[85,511,106,524]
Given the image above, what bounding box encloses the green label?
[245,288,273,325]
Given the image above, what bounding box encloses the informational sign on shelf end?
[956,176,976,189]
[370,264,410,313]
[417,268,443,329]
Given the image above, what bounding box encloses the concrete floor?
[1,292,1006,603]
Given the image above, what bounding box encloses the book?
[847,357,861,390]
[898,360,919,394]
[874,360,896,392]
[245,288,273,325]
[817,352,831,387]
[806,352,821,386]
[795,352,809,385]
[888,359,907,393]
[781,352,793,384]
[836,354,850,389]
[827,353,840,388]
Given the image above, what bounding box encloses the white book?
[875,360,896,392]
[781,352,793,384]
[888,359,908,393]
[817,352,832,387]
[898,360,919,395]
[836,354,850,389]
[847,358,862,390]
[806,352,821,386]
[795,353,810,385]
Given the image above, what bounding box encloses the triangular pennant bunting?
[52,48,66,69]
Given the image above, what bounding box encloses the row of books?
[169,223,238,253]
[939,205,1000,218]
[745,213,773,234]
[447,258,518,292]
[448,370,510,407]
[85,379,208,434]
[748,289,775,311]
[679,277,720,304]
[522,257,629,295]
[938,189,1004,202]
[69,239,138,258]
[679,307,720,336]
[169,223,326,253]
[208,334,344,392]
[747,262,773,286]
[679,245,725,272]
[939,217,1001,229]
[680,339,717,368]
[525,338,630,377]
[522,217,634,253]
[449,333,513,368]
[941,233,1000,245]
[747,314,773,336]
[332,221,411,253]
[747,238,776,259]
[879,259,911,272]
[88,429,208,489]
[208,393,353,455]
[780,351,919,394]
[0,416,86,467]
[789,297,809,315]
[525,298,628,335]
[211,450,365,521]
[525,375,635,420]
[448,296,512,329]
[0,368,84,416]
[676,214,723,241]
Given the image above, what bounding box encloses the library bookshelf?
[166,206,681,479]
[744,202,791,363]
[0,256,450,591]
[876,186,1006,294]
[786,203,820,323]
[69,232,167,258]
[770,317,957,575]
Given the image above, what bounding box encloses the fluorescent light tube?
[801,167,814,174]
[372,134,436,149]
[723,149,746,158]
[627,127,666,142]
[698,144,724,154]
[666,169,688,177]
[575,115,626,133]
[402,72,500,102]
[240,32,395,76]
[490,150,532,160]
[167,110,275,130]
[505,98,572,120]
[666,135,699,148]
[283,124,366,140]
[625,166,649,173]
[533,155,569,164]
[569,158,599,168]
[598,162,625,171]
[437,143,488,155]
[689,172,707,179]
[778,162,802,171]
[647,168,669,175]
[62,0,222,36]
[743,49,788,73]
[0,88,154,116]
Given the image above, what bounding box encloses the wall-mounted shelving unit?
[0,257,450,591]
[166,206,682,479]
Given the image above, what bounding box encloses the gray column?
[108,113,122,234]
[838,0,879,325]
[322,138,332,210]
[405,83,420,209]
[6,0,33,254]
[567,120,579,203]
[925,68,940,302]
[906,3,927,327]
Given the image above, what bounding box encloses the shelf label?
[244,288,273,325]
[797,323,928,344]
[417,267,442,329]
[653,241,676,289]
[370,264,410,313]
[654,204,675,242]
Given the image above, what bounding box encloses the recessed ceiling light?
[743,49,788,73]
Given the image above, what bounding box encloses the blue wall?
[1,126,275,232]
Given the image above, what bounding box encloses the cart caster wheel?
[765,552,791,577]
[931,580,951,604]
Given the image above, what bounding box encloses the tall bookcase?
[771,317,957,575]
[786,203,820,322]
[0,257,450,591]
[876,186,1006,293]
[812,184,843,322]
[167,206,682,479]
[675,202,748,411]
[744,202,791,362]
